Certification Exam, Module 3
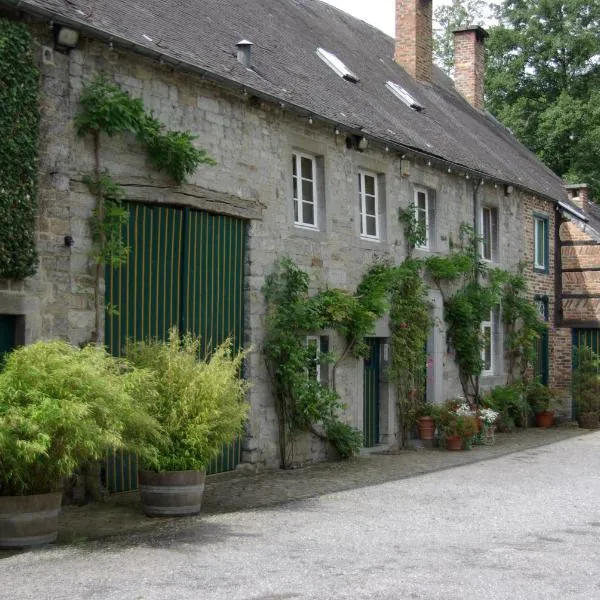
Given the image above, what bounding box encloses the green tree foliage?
[433,0,487,74]
[0,19,40,279]
[486,0,600,197]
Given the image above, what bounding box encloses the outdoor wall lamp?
[55,26,80,49]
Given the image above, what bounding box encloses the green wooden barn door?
[104,203,246,492]
[363,338,381,448]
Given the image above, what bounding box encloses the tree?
[433,0,487,74]
[485,0,600,198]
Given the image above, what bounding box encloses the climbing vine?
[263,255,434,463]
[0,19,40,279]
[75,76,215,343]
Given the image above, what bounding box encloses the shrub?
[324,421,363,459]
[126,330,250,471]
[526,379,557,414]
[0,341,161,496]
[573,347,600,416]
[482,384,527,430]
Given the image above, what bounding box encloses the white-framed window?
[480,206,498,262]
[358,171,379,240]
[481,312,494,375]
[414,187,430,250]
[534,215,548,271]
[293,153,318,229]
[306,336,321,381]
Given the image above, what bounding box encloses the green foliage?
[76,76,216,184]
[0,341,162,496]
[526,378,557,414]
[434,401,478,439]
[501,268,547,382]
[0,19,40,279]
[572,347,600,416]
[433,0,487,74]
[389,258,432,447]
[126,329,249,471]
[482,383,527,431]
[263,258,392,463]
[398,204,427,253]
[486,0,600,197]
[86,173,129,267]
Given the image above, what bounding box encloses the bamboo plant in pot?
[126,329,250,517]
[0,341,161,548]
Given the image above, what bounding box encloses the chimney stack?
[395,0,432,83]
[565,184,590,213]
[453,26,488,110]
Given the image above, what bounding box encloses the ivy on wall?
[0,19,40,279]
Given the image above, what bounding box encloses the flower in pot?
[526,379,557,428]
[436,402,478,450]
[0,341,160,548]
[573,347,600,429]
[126,329,249,517]
[416,403,438,441]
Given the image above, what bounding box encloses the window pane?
[302,201,315,225]
[483,325,492,371]
[366,195,376,216]
[417,209,427,227]
[366,215,377,237]
[417,191,427,211]
[482,209,491,260]
[365,175,375,196]
[294,198,299,222]
[535,219,546,267]
[293,176,298,200]
[292,155,297,176]
[301,156,313,180]
[301,179,314,203]
[358,174,362,194]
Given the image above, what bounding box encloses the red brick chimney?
[395,0,432,83]
[565,184,590,213]
[453,26,488,110]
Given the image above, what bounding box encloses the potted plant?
[0,341,160,548]
[417,403,438,441]
[436,401,478,450]
[526,379,557,428]
[573,347,600,429]
[126,329,249,517]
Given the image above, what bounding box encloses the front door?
[363,338,381,448]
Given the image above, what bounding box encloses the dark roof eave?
[4,0,566,206]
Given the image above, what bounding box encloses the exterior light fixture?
[308,117,313,125]
[358,137,368,151]
[55,26,79,48]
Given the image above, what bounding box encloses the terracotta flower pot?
[445,435,463,451]
[535,410,554,428]
[418,416,435,440]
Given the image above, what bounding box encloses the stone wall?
[0,15,558,466]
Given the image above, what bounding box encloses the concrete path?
[1,430,599,599]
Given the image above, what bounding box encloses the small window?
[293,153,318,229]
[481,312,494,375]
[316,48,360,83]
[481,206,499,262]
[386,81,423,111]
[414,187,432,250]
[358,171,379,240]
[534,215,549,271]
[306,336,329,386]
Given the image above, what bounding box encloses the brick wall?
[453,28,486,110]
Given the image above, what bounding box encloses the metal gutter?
[3,0,568,207]
[558,200,588,222]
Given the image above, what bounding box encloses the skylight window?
[386,81,423,111]
[316,48,360,83]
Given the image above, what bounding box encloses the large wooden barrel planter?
[139,470,206,517]
[0,492,62,548]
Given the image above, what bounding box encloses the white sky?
[320,0,450,37]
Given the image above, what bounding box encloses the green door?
[0,314,16,367]
[363,338,381,448]
[104,203,246,492]
[533,297,549,385]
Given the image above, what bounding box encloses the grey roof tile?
[11,0,568,202]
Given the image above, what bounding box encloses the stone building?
[0,0,583,476]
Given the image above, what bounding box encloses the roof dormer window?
[316,48,360,83]
[386,81,423,111]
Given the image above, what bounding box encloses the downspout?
[554,205,563,328]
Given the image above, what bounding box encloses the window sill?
[533,266,549,274]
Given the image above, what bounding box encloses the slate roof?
[4,0,570,203]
